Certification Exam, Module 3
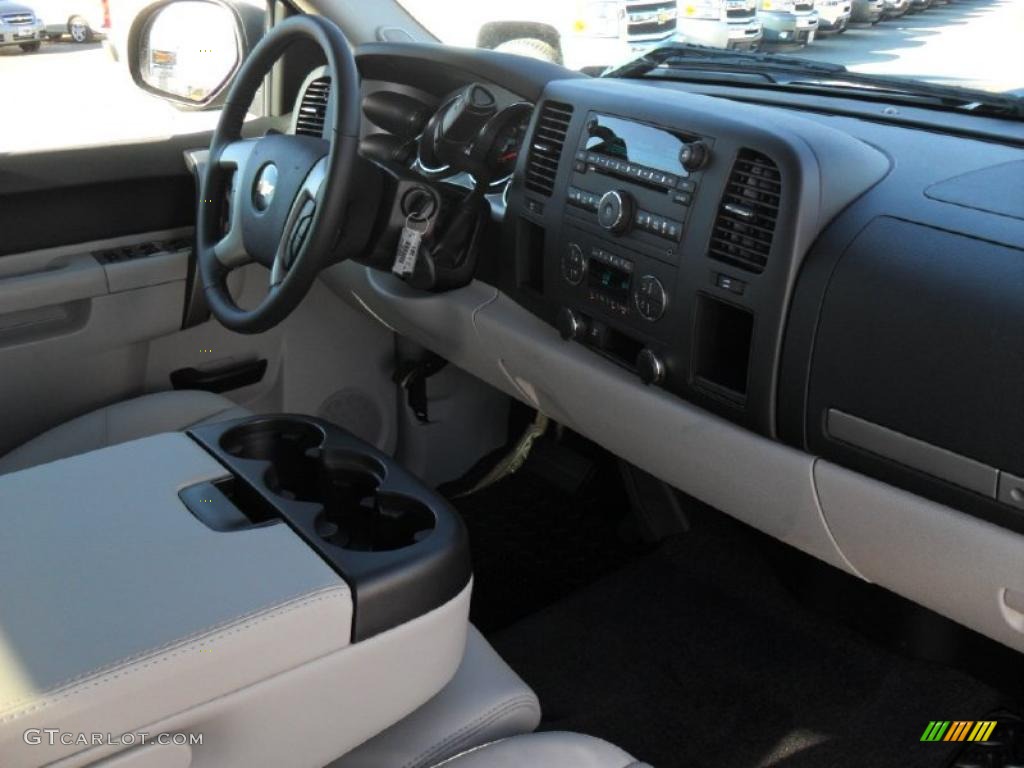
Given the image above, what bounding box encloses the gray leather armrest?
[334,626,540,768]
[0,434,353,767]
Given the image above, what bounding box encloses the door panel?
[0,129,403,460]
[0,133,270,455]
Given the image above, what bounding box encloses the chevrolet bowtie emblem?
[253,163,278,211]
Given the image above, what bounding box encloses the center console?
[555,112,712,385]
[0,420,471,768]
[502,77,889,435]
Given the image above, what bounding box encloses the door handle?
[170,358,268,394]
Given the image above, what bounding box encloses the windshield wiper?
[604,44,1024,120]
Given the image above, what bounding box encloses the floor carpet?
[490,517,1008,768]
[452,448,650,633]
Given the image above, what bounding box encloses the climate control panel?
[557,224,677,328]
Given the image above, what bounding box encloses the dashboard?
[304,43,1024,654]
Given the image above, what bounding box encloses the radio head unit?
[583,113,701,181]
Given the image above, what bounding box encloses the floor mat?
[491,517,1008,768]
[452,449,650,634]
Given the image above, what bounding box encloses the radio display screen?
[583,113,690,176]
[588,259,632,304]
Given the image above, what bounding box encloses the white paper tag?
[392,220,426,277]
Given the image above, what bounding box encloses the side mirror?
[127,0,265,110]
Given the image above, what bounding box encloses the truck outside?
[815,0,852,35]
[399,0,680,71]
[676,0,762,51]
[756,0,818,46]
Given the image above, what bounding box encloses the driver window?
[0,0,266,154]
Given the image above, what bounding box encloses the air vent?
[525,101,574,198]
[708,149,781,274]
[295,76,331,137]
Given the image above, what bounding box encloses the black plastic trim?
[826,410,998,498]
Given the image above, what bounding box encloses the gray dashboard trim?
[328,263,1024,652]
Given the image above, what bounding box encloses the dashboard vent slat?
[708,149,781,274]
[295,76,331,137]
[525,101,574,198]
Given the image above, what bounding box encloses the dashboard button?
[716,273,746,295]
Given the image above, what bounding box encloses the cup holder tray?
[185,416,471,641]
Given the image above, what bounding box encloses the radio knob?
[557,307,588,342]
[679,141,710,172]
[597,190,635,235]
[636,349,666,387]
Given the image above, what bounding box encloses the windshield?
[398,0,1023,101]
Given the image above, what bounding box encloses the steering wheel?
[197,15,360,334]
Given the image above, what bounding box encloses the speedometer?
[488,104,533,183]
[470,102,534,187]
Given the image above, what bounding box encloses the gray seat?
[436,732,650,768]
[334,625,541,768]
[0,390,250,475]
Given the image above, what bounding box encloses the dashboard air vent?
[525,101,574,197]
[295,76,331,137]
[709,149,781,274]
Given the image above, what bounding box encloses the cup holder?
[220,419,324,462]
[313,451,435,552]
[219,421,435,552]
[190,414,469,639]
[220,420,324,501]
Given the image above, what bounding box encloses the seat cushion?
[0,391,250,475]
[436,732,650,768]
[333,625,541,768]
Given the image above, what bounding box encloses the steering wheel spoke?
[211,139,259,270]
[270,156,328,288]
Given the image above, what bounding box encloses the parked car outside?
[756,0,818,46]
[815,0,852,34]
[42,0,109,42]
[850,0,883,23]
[675,0,763,51]
[398,0,679,70]
[908,0,934,11]
[0,0,44,51]
[881,0,910,18]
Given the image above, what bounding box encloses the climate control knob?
[557,307,589,342]
[634,275,667,322]
[679,141,710,172]
[597,190,635,235]
[561,242,586,286]
[636,349,666,387]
